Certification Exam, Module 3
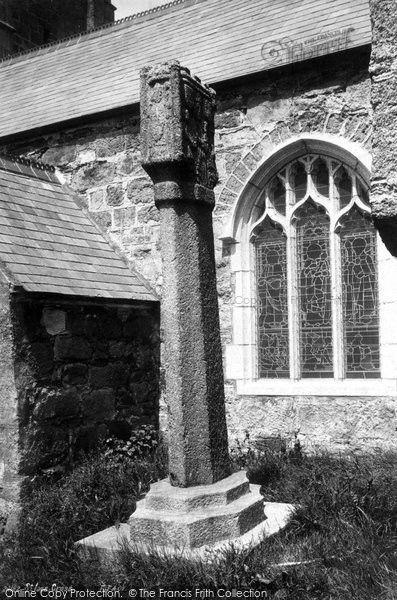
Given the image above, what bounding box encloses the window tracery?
[252,154,379,380]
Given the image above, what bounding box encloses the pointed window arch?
[253,153,380,379]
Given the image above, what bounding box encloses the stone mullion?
[331,223,344,380]
[286,170,300,380]
[249,231,260,380]
[329,161,344,380]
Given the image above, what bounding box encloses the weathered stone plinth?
[130,471,264,549]
[77,471,294,560]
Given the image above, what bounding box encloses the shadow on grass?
[1,441,396,599]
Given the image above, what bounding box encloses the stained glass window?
[340,207,380,377]
[296,203,333,377]
[335,166,352,209]
[269,177,286,215]
[312,158,329,197]
[291,161,307,203]
[255,220,289,378]
[255,154,380,380]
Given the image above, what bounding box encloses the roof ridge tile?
[0,154,59,183]
[0,0,187,65]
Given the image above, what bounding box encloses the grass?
[0,439,396,599]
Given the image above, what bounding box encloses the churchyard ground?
[0,433,396,600]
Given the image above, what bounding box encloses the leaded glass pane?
[340,207,380,378]
[335,167,352,209]
[256,154,380,381]
[312,158,329,197]
[255,220,289,378]
[270,177,286,215]
[296,202,333,377]
[291,162,307,203]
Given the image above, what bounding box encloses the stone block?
[54,336,92,361]
[89,189,106,212]
[137,205,159,224]
[78,150,96,164]
[325,113,345,135]
[246,98,291,131]
[233,162,250,182]
[217,187,238,208]
[62,363,87,386]
[242,152,258,172]
[41,145,77,167]
[217,125,258,149]
[106,183,123,207]
[92,340,109,361]
[123,315,152,339]
[33,388,80,421]
[82,389,115,421]
[89,363,129,390]
[118,152,143,176]
[66,311,86,336]
[126,178,153,204]
[215,110,242,129]
[223,150,243,175]
[90,211,112,231]
[129,382,152,404]
[109,341,126,358]
[96,312,122,339]
[41,308,66,336]
[125,132,140,151]
[29,342,54,377]
[144,471,249,512]
[130,491,264,549]
[115,390,135,408]
[226,175,244,193]
[112,207,136,230]
[95,135,126,158]
[73,161,116,192]
[134,346,153,370]
[91,471,288,557]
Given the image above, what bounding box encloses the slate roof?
[0,156,156,302]
[0,0,371,140]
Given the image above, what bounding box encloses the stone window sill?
[236,378,397,397]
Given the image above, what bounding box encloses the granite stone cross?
[77,64,287,557]
[140,62,231,487]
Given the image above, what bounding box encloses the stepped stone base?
[76,471,294,561]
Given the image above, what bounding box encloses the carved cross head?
[140,62,218,201]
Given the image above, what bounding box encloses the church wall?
[369,0,397,255]
[0,295,159,510]
[4,48,396,453]
[0,276,20,509]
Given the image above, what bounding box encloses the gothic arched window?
[252,154,379,380]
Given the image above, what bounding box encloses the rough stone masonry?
[369,0,397,256]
